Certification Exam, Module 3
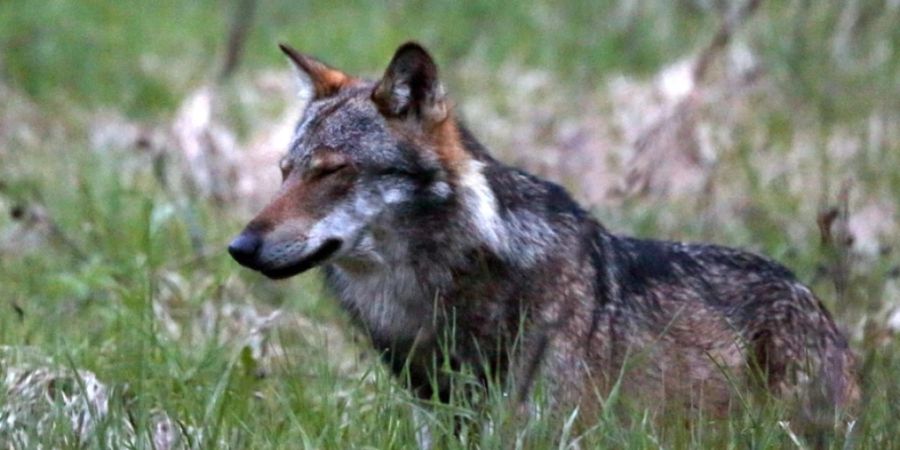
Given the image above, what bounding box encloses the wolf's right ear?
[279,43,351,101]
[372,42,448,125]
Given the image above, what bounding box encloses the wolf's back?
[585,235,859,413]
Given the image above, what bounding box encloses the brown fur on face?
[246,148,356,235]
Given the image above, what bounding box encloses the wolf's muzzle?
[260,238,342,279]
[228,231,263,268]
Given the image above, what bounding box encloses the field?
[1,1,899,448]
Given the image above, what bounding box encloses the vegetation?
[1,0,898,448]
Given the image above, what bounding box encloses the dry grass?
[1,1,899,448]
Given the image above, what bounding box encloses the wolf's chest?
[326,264,437,344]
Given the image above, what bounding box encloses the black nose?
[228,232,262,267]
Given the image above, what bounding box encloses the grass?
[1,0,899,448]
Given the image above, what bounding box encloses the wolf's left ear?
[279,43,351,100]
[372,42,448,124]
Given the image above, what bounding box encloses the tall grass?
[1,0,898,448]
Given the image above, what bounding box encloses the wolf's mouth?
[262,239,342,279]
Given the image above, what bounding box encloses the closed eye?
[309,162,349,180]
[306,148,351,180]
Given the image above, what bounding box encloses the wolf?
[228,41,858,420]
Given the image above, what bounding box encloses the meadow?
[1,1,898,448]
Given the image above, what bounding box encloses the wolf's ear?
[372,42,448,124]
[279,43,350,100]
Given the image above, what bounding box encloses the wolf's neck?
[324,157,578,343]
[455,158,509,255]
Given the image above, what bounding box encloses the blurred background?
[1,0,898,447]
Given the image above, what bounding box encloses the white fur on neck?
[457,158,507,254]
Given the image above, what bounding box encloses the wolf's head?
[229,42,490,279]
